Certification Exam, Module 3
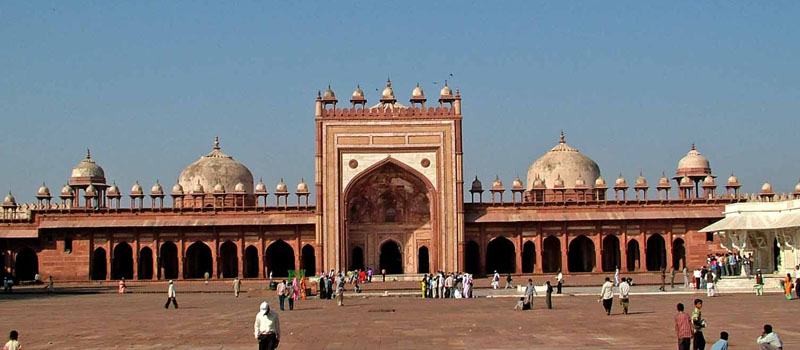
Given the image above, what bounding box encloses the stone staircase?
[714,275,784,293]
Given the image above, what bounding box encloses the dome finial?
[559,130,565,144]
[691,142,696,151]
[214,136,220,150]
[386,77,391,86]
[86,148,92,159]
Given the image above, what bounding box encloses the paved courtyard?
[1,290,797,349]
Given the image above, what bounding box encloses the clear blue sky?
[2,2,798,203]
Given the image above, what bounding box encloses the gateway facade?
[3,80,795,282]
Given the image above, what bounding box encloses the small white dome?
[761,182,773,193]
[171,183,184,195]
[37,183,51,197]
[255,179,267,193]
[61,184,74,196]
[131,181,143,194]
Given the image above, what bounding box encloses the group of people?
[420,272,473,299]
[514,278,554,311]
[674,298,783,350]
[599,276,633,315]
[275,278,305,311]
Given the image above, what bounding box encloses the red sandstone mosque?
[3,79,800,282]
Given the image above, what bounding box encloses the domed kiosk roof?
[178,137,254,196]
[70,149,106,185]
[676,143,711,178]
[526,132,601,190]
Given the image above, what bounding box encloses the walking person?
[47,275,54,293]
[504,273,513,289]
[4,330,21,350]
[614,266,620,286]
[675,303,693,350]
[755,269,764,296]
[523,279,537,310]
[795,265,800,299]
[660,268,667,291]
[711,331,728,350]
[276,280,287,311]
[233,277,241,297]
[491,271,500,290]
[756,324,783,350]
[783,273,793,300]
[254,301,281,350]
[599,277,614,316]
[706,270,716,297]
[694,269,702,290]
[420,275,427,298]
[336,273,345,306]
[381,268,386,282]
[692,299,706,350]
[556,269,563,294]
[670,267,676,289]
[204,271,210,285]
[683,266,690,289]
[287,281,296,311]
[545,280,553,309]
[164,280,178,309]
[618,277,630,315]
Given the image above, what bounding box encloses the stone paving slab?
[1,289,797,349]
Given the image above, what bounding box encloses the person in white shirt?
[491,271,500,290]
[693,269,702,290]
[614,267,620,286]
[254,301,281,350]
[556,270,564,294]
[756,324,782,350]
[164,280,178,309]
[599,277,614,315]
[618,277,631,315]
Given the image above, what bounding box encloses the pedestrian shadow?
[624,311,655,315]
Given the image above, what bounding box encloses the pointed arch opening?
[626,239,640,271]
[486,236,515,274]
[185,241,213,279]
[418,246,430,273]
[112,242,133,280]
[302,244,316,276]
[91,247,107,280]
[567,235,595,273]
[672,238,686,269]
[138,247,153,280]
[464,240,480,274]
[244,245,259,278]
[351,246,364,271]
[601,235,621,272]
[14,247,38,281]
[646,234,667,271]
[380,240,403,274]
[266,240,295,278]
[542,235,562,273]
[219,241,238,278]
[344,158,436,275]
[522,241,536,273]
[160,241,179,280]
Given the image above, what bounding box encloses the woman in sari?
[785,273,793,300]
[292,278,300,302]
[300,277,307,300]
[463,274,472,298]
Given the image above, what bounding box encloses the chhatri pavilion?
[3,80,800,282]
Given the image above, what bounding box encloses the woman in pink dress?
[292,278,300,302]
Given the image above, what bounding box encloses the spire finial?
[86,148,92,159]
[559,130,565,144]
[386,77,391,86]
[691,142,696,150]
[214,136,220,150]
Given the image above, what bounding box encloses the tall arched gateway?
[344,160,435,274]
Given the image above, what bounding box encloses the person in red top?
[675,303,694,350]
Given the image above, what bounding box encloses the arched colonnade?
[463,232,687,275]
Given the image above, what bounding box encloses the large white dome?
[526,132,601,190]
[178,137,254,195]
